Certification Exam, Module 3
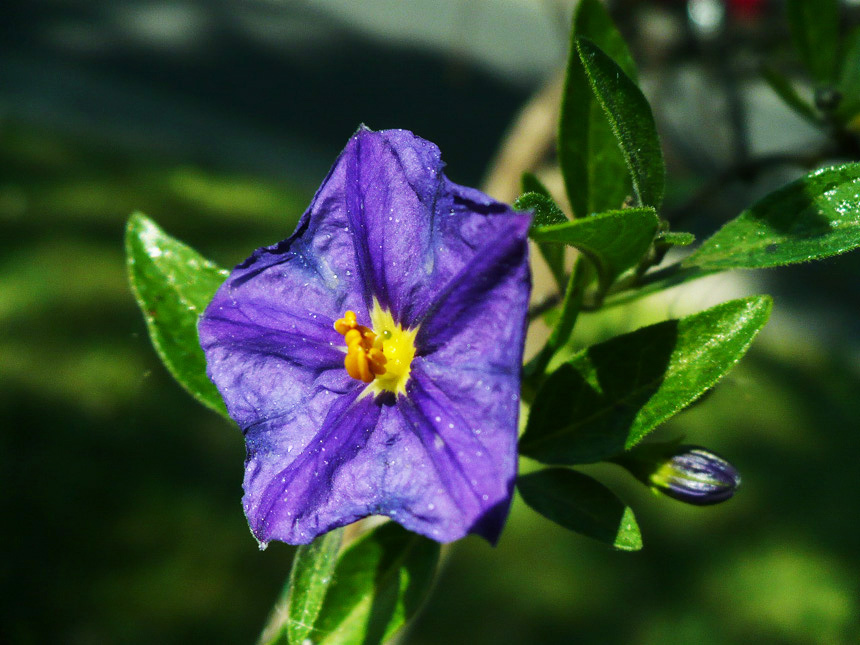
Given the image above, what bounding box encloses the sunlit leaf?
[312,523,439,645]
[285,530,344,645]
[529,207,659,290]
[125,212,229,417]
[559,0,637,217]
[577,38,665,209]
[518,468,642,551]
[685,164,860,271]
[519,296,772,464]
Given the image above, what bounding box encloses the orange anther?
[343,328,363,347]
[335,309,399,385]
[333,310,359,335]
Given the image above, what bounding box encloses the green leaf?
[656,231,695,247]
[518,192,568,290]
[517,468,642,551]
[684,163,860,271]
[125,212,229,418]
[577,38,665,209]
[519,296,772,465]
[787,0,840,83]
[558,0,637,217]
[517,192,568,291]
[312,523,439,645]
[258,530,344,645]
[574,0,638,79]
[529,207,659,290]
[284,530,344,645]
[761,65,821,124]
[836,27,860,122]
[518,192,568,229]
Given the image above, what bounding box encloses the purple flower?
[198,128,531,546]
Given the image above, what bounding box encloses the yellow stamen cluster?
[334,310,387,383]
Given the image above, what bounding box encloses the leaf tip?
[613,506,643,552]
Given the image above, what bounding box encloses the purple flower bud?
[650,446,741,505]
[614,443,741,506]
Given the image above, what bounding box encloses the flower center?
[334,301,418,397]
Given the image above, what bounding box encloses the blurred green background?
[2,1,860,644]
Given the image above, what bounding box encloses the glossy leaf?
[125,213,229,417]
[761,65,820,124]
[519,296,772,465]
[685,164,860,271]
[559,0,637,217]
[517,468,642,551]
[578,38,665,209]
[529,207,659,290]
[312,523,439,645]
[787,0,839,83]
[517,191,568,291]
[283,530,344,645]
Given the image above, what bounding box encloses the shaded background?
[2,1,860,643]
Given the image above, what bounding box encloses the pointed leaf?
[518,468,642,551]
[518,192,568,290]
[559,0,637,217]
[517,192,568,291]
[787,0,839,83]
[529,207,659,289]
[577,38,665,209]
[125,213,229,417]
[574,0,638,79]
[313,523,439,645]
[258,529,344,645]
[518,192,568,229]
[519,296,772,465]
[684,163,860,271]
[285,530,344,645]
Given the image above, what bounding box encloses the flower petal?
[415,207,531,360]
[244,389,382,545]
[396,371,519,543]
[198,273,356,429]
[245,377,515,545]
[339,128,529,328]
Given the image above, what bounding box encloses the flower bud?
[614,442,741,506]
[650,446,741,505]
